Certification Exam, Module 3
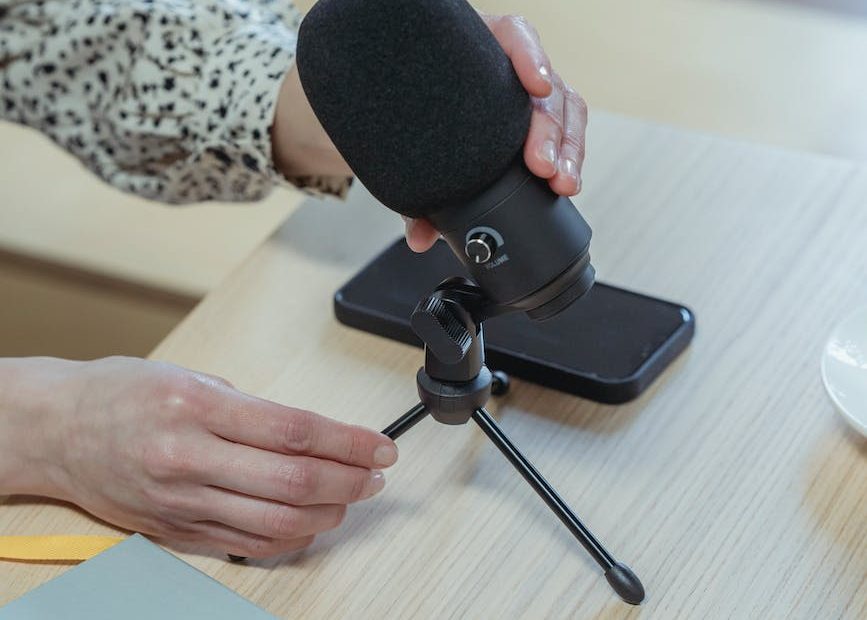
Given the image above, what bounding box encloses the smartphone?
[334,239,694,403]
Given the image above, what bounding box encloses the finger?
[548,87,587,196]
[205,392,399,469]
[195,372,235,389]
[483,14,553,98]
[523,75,566,179]
[196,488,347,540]
[191,521,314,559]
[199,442,385,506]
[404,217,439,253]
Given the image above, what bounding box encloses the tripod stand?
[382,277,645,605]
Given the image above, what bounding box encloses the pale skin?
[0,15,586,559]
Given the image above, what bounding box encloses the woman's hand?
[405,14,588,253]
[0,357,397,558]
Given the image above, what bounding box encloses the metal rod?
[382,403,429,440]
[471,407,616,571]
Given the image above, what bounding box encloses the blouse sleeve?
[0,0,351,203]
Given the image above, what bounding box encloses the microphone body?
[430,159,593,320]
[297,0,595,319]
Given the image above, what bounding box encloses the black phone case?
[334,239,695,403]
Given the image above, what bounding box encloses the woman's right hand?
[0,356,398,558]
[404,14,588,254]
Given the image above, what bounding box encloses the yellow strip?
[0,536,124,561]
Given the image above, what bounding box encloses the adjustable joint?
[416,367,492,425]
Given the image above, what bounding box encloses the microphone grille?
[297,0,532,218]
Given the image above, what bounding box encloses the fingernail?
[374,443,399,467]
[540,140,557,166]
[539,65,551,83]
[559,157,577,179]
[367,470,386,496]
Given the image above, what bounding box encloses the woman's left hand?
[405,13,588,252]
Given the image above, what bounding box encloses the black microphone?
[296,0,595,320]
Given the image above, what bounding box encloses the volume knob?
[465,232,498,264]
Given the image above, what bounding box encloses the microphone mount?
[382,277,646,605]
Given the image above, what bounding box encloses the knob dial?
[465,232,498,264]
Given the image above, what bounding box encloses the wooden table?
[2,112,866,618]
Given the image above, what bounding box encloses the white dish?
[821,305,867,438]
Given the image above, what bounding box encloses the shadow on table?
[271,185,402,269]
[158,492,422,569]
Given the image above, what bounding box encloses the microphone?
[297,0,595,320]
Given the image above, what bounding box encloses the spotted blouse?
[0,0,350,203]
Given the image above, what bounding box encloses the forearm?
[0,357,76,498]
[273,65,352,180]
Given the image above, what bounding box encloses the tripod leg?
[382,403,429,440]
[471,407,645,605]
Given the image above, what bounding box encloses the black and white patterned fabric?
[0,0,350,203]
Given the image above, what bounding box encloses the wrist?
[0,357,82,498]
[272,64,353,179]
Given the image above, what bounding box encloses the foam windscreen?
[296,0,532,219]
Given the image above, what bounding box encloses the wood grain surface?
[2,112,865,618]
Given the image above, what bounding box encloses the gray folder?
[0,534,276,619]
